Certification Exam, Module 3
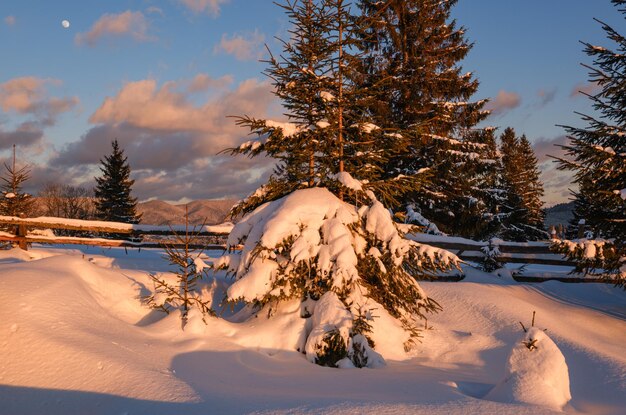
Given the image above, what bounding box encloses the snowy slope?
[0,246,624,415]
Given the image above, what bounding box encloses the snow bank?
[487,327,571,411]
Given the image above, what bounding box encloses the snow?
[0,214,234,234]
[330,171,363,191]
[319,91,335,102]
[0,245,625,414]
[304,292,352,363]
[265,120,303,138]
[351,122,380,134]
[487,328,571,411]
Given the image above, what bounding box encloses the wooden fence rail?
[2,215,598,283]
[0,215,232,250]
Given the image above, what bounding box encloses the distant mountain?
[138,199,237,226]
[544,201,575,228]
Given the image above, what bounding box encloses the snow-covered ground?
[1,245,624,415]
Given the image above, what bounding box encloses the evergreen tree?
[145,210,216,329]
[0,146,34,218]
[94,140,141,224]
[356,0,490,236]
[553,0,625,287]
[220,0,461,367]
[499,128,548,241]
[230,0,420,215]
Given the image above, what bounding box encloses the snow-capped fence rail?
[408,234,573,266]
[0,215,234,250]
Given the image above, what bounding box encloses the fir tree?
[228,0,336,216]
[220,0,461,368]
[94,140,141,224]
[356,0,490,235]
[0,145,34,218]
[553,0,625,287]
[499,128,548,241]
[145,210,216,329]
[230,0,426,216]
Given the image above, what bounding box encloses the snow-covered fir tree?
[356,0,490,237]
[553,0,626,287]
[0,145,34,218]
[499,128,548,241]
[218,0,461,368]
[94,140,141,224]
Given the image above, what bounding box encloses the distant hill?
[544,201,575,228]
[138,199,237,226]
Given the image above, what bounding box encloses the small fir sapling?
[480,238,503,273]
[144,210,216,329]
[0,145,35,219]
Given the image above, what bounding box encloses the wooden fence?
[0,215,231,251]
[1,215,603,283]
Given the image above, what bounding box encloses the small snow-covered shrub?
[316,329,348,367]
[480,238,503,273]
[215,187,460,366]
[552,238,625,288]
[487,327,571,411]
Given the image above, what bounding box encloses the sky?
[0,0,623,206]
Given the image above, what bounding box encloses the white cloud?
[179,0,230,17]
[569,81,601,99]
[214,30,266,61]
[485,90,521,116]
[0,77,78,123]
[75,11,154,46]
[0,77,78,151]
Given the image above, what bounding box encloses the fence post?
[577,219,586,240]
[16,213,27,250]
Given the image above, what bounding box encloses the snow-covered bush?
[487,327,571,411]
[480,238,503,273]
[552,238,625,288]
[215,187,460,367]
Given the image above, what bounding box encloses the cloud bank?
[75,11,154,46]
[49,75,278,201]
[0,77,78,150]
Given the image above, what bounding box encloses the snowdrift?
[0,246,625,414]
[487,327,571,410]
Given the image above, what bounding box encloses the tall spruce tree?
[219,0,461,368]
[357,0,490,237]
[553,0,625,286]
[499,128,547,241]
[230,0,421,214]
[94,140,141,224]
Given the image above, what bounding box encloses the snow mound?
[487,327,571,411]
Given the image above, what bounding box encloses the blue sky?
[0,0,622,205]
